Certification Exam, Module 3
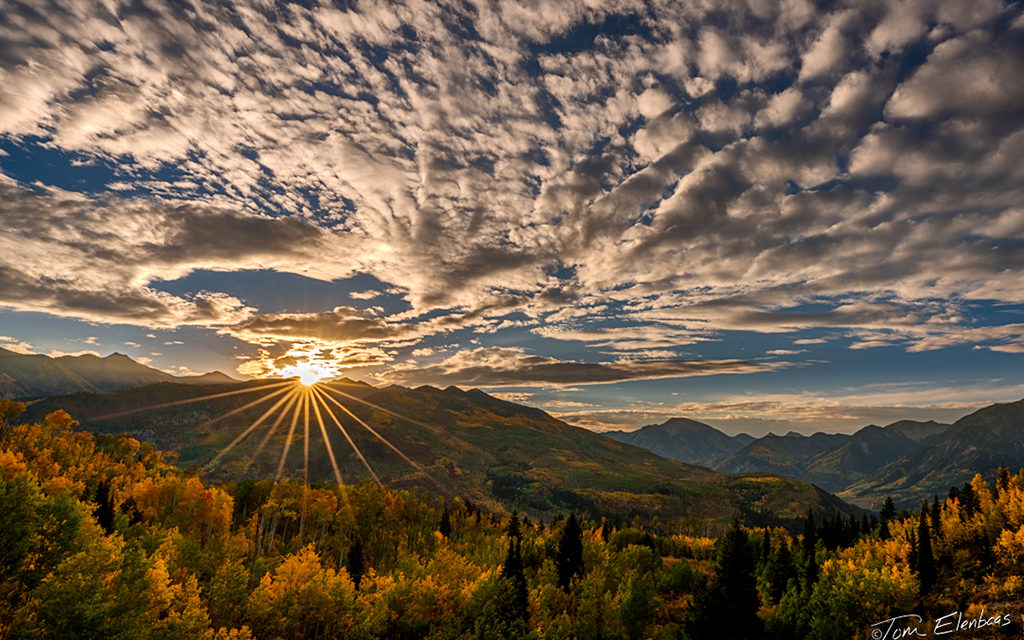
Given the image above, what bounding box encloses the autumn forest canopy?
[2,401,1024,640]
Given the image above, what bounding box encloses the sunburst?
[93,377,439,490]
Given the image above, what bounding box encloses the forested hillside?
[2,402,1024,639]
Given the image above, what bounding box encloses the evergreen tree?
[804,546,818,588]
[917,504,936,596]
[346,540,365,590]
[765,539,795,604]
[761,529,771,562]
[961,482,977,519]
[555,513,584,590]
[802,509,816,555]
[930,496,942,539]
[439,507,452,538]
[997,465,1011,494]
[500,512,528,622]
[880,497,896,523]
[687,520,763,639]
[94,479,116,535]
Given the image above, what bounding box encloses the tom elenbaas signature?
[871,610,1018,639]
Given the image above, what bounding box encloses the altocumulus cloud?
[377,347,789,387]
[1,0,1023,369]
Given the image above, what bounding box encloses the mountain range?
[9,350,1022,517]
[0,347,237,398]
[22,379,858,529]
[608,406,1024,510]
[839,400,1024,508]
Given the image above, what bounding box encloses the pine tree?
[500,512,528,621]
[880,497,896,523]
[94,479,116,535]
[687,520,762,639]
[802,509,816,555]
[439,507,452,538]
[555,513,584,590]
[346,540,365,590]
[997,465,1011,494]
[930,496,942,539]
[766,539,795,604]
[917,504,936,596]
[804,546,818,587]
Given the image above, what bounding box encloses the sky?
[1,0,1023,436]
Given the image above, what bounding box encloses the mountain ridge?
[604,417,754,467]
[840,399,1024,509]
[0,347,239,398]
[22,380,862,528]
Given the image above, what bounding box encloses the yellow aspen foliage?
[995,526,1024,568]
[39,474,84,498]
[997,472,1024,529]
[211,627,254,640]
[0,449,28,479]
[248,544,358,640]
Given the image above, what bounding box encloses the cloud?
[222,306,419,344]
[0,0,1022,372]
[0,180,349,326]
[0,336,36,354]
[885,26,1024,121]
[376,346,788,388]
[557,381,1024,435]
[47,349,100,358]
[988,344,1024,354]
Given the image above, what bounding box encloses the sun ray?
[276,387,305,481]
[204,386,301,471]
[93,380,292,420]
[321,383,441,433]
[309,385,382,486]
[247,389,303,474]
[302,390,310,483]
[319,385,450,494]
[317,385,425,472]
[308,386,344,485]
[201,384,293,429]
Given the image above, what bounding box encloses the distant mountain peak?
[0,349,241,398]
[604,416,753,467]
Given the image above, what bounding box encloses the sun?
[280,362,333,386]
[297,370,325,386]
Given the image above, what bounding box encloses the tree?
[619,574,657,640]
[95,479,117,535]
[764,539,795,604]
[346,540,364,590]
[439,507,452,538]
[917,504,936,596]
[0,399,26,442]
[802,509,817,555]
[499,512,528,622]
[880,497,896,523]
[555,513,584,590]
[930,496,942,540]
[686,520,763,639]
